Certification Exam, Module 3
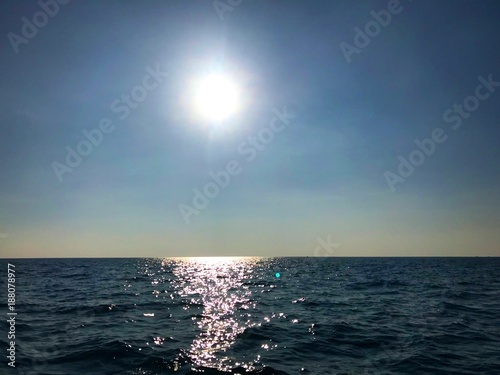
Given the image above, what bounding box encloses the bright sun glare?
[195,74,240,122]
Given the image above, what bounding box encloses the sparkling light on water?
[171,257,261,372]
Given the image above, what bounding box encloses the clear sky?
[1,0,499,258]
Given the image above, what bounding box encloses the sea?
[1,257,499,375]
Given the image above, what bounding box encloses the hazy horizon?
[2,256,499,259]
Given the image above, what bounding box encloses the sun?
[194,74,240,122]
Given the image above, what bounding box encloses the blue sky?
[1,0,499,257]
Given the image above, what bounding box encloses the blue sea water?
[1,257,499,375]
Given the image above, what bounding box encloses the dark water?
[1,257,499,375]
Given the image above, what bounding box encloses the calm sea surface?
[1,257,499,375]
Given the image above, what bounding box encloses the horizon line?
[1,255,499,260]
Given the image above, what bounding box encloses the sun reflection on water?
[170,257,260,371]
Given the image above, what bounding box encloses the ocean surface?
[1,257,500,375]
